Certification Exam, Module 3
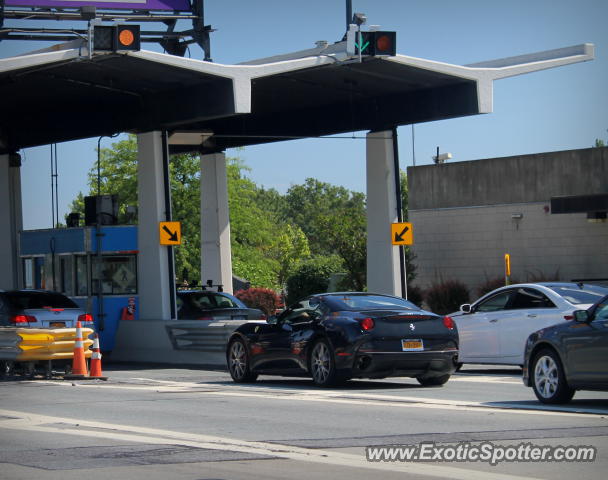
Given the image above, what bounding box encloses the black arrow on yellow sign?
[394,225,409,243]
[162,225,178,242]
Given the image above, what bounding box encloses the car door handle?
[489,319,498,323]
[527,314,537,318]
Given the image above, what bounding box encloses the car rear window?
[547,285,608,305]
[4,292,78,309]
[326,294,418,311]
[178,292,245,310]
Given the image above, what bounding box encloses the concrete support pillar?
[366,130,401,296]
[200,152,233,294]
[0,153,23,289]
[137,132,174,319]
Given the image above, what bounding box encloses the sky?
[2,0,607,230]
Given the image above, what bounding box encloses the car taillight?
[260,313,267,320]
[10,315,36,324]
[563,314,574,321]
[78,313,94,323]
[443,316,455,330]
[359,317,375,331]
[197,316,214,321]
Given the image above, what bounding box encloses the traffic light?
[115,25,140,51]
[93,24,140,52]
[354,31,396,56]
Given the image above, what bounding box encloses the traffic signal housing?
[93,24,141,52]
[355,31,397,57]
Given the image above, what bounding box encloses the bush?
[285,255,344,304]
[525,269,561,283]
[235,287,281,317]
[406,284,424,308]
[425,279,470,315]
[476,276,512,298]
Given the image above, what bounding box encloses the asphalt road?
[1,363,607,480]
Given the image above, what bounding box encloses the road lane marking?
[0,408,540,480]
[28,379,608,417]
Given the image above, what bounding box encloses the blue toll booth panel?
[20,226,139,351]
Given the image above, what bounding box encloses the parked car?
[523,294,608,403]
[226,292,459,387]
[176,290,265,321]
[0,289,94,329]
[452,283,608,367]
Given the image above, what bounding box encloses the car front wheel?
[227,338,258,383]
[531,349,574,404]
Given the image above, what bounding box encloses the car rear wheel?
[310,339,341,387]
[416,374,451,386]
[531,349,574,404]
[227,338,258,383]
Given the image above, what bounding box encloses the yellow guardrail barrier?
[0,327,94,362]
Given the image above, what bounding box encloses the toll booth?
[19,226,139,351]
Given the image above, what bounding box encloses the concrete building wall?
[408,147,608,294]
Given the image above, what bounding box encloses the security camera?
[352,12,367,26]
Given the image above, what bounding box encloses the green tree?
[67,135,284,289]
[286,255,344,304]
[281,178,368,289]
[274,224,310,288]
[281,178,364,255]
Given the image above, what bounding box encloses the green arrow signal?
[355,38,369,53]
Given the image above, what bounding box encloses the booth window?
[23,258,34,289]
[91,255,137,295]
[75,255,88,296]
[59,255,74,295]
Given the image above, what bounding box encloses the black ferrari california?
[226,292,459,387]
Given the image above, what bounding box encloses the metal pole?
[96,136,105,331]
[392,127,407,299]
[161,131,177,319]
[411,124,416,166]
[346,0,352,31]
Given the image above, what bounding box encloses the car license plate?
[50,322,66,328]
[401,339,423,351]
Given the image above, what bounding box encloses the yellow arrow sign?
[159,221,181,245]
[391,222,413,245]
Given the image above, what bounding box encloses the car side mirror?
[573,310,590,323]
[460,304,472,314]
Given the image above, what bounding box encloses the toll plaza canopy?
[0,40,594,155]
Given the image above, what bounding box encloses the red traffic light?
[372,31,396,56]
[116,25,140,51]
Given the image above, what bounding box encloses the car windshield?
[326,294,418,311]
[546,285,608,305]
[5,291,78,309]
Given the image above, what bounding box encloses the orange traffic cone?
[65,321,88,379]
[89,333,107,380]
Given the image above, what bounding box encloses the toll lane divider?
[112,319,266,367]
[166,320,266,353]
[0,327,94,362]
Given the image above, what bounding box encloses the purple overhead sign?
[5,0,192,11]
